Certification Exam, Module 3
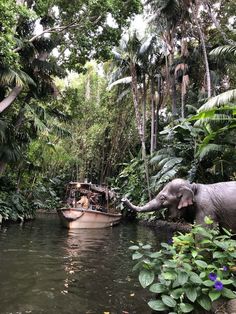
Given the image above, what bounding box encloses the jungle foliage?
[0,0,236,221]
[130,219,236,313]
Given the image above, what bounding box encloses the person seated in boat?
[76,195,90,209]
[87,192,99,210]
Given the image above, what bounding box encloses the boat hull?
[57,208,122,229]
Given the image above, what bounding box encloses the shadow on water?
[0,214,172,314]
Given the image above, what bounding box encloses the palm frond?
[51,125,71,138]
[25,104,48,133]
[0,68,35,87]
[0,143,22,163]
[107,76,132,90]
[197,143,225,161]
[139,35,155,55]
[198,89,236,112]
[150,148,175,164]
[210,45,236,57]
[151,157,183,190]
[151,157,183,181]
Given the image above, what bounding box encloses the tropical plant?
[130,219,236,313]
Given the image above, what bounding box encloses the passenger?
[77,195,90,209]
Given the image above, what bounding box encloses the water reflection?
[65,228,111,256]
[0,215,170,314]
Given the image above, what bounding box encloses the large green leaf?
[161,295,177,308]
[197,295,212,311]
[186,287,198,302]
[179,303,194,313]
[209,290,221,302]
[148,300,168,311]
[189,273,202,284]
[139,269,155,288]
[222,288,236,299]
[149,283,166,293]
[177,272,189,285]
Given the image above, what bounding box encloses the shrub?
[130,219,236,313]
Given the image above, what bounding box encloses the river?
[0,214,171,314]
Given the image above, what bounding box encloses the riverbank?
[139,218,192,233]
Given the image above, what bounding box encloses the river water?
[0,214,171,314]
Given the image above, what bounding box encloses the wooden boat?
[57,182,122,229]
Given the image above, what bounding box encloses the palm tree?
[109,32,154,198]
[146,0,191,115]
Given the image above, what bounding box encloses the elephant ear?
[177,186,195,209]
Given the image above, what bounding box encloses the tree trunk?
[171,75,178,116]
[150,77,156,155]
[142,73,147,147]
[0,161,7,175]
[129,63,151,200]
[0,86,23,113]
[192,2,211,98]
[129,63,145,158]
[155,75,163,150]
[181,89,185,119]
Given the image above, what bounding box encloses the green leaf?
[221,279,234,285]
[163,272,176,280]
[171,288,184,299]
[186,287,198,302]
[149,252,162,258]
[142,244,152,250]
[221,288,236,299]
[209,290,221,302]
[149,283,166,293]
[161,295,177,308]
[200,272,206,278]
[213,252,225,258]
[132,252,143,260]
[139,270,155,288]
[164,260,177,268]
[191,250,197,258]
[197,295,212,311]
[179,303,194,313]
[129,245,139,250]
[182,263,192,271]
[204,216,214,224]
[148,300,168,311]
[190,273,202,284]
[203,280,214,287]
[177,272,189,285]
[195,260,208,268]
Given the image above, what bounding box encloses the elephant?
[122,178,236,233]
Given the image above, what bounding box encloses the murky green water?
[0,214,171,314]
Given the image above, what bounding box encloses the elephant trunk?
[122,197,160,212]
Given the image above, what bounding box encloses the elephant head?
[122,178,196,220]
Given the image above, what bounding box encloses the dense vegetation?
[130,219,236,313]
[0,0,236,221]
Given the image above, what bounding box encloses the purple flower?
[222,266,228,271]
[214,281,224,291]
[208,273,217,281]
[167,238,173,245]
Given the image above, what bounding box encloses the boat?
[57,182,122,229]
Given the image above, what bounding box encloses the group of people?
[67,190,106,212]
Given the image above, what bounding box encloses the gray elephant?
[122,178,236,233]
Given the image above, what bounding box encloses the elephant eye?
[160,195,166,202]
